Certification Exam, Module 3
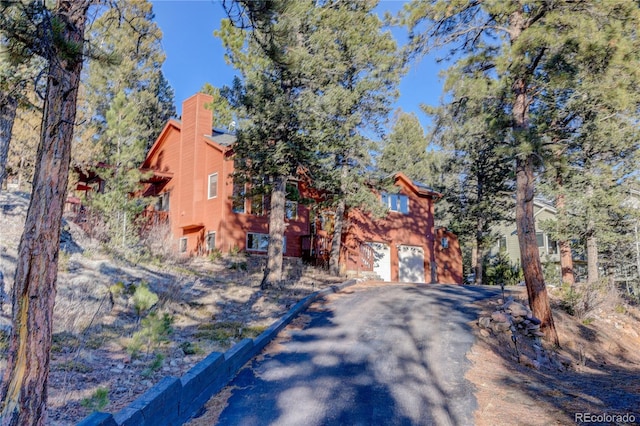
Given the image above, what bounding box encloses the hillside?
[0,191,345,425]
[1,191,639,425]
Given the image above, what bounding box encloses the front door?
[367,242,391,282]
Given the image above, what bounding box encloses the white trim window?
[208,173,218,199]
[381,193,409,214]
[246,232,286,253]
[179,237,188,254]
[285,200,298,220]
[206,232,216,251]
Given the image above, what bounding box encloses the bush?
[132,282,159,318]
[558,280,608,319]
[483,253,523,286]
[81,387,109,412]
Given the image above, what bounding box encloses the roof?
[205,130,236,147]
[393,172,442,199]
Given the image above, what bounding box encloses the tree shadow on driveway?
[213,283,501,426]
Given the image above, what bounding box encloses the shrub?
[483,253,523,286]
[81,387,109,412]
[208,248,223,262]
[558,280,608,319]
[132,282,159,318]
[141,353,164,378]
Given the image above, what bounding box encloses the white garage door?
[398,245,425,283]
[367,242,391,282]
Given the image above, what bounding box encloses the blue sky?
[150,0,447,132]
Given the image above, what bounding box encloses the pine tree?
[426,70,514,285]
[0,1,91,424]
[377,111,430,182]
[219,0,318,288]
[80,0,175,158]
[402,0,640,344]
[200,82,234,130]
[303,0,401,276]
[89,90,149,249]
[0,1,45,190]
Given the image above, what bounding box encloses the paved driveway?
[212,283,499,426]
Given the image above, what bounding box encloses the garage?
[398,245,426,283]
[367,242,391,282]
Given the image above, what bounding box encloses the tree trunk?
[510,8,559,346]
[0,94,18,191]
[586,225,599,284]
[0,2,89,424]
[473,209,485,286]
[515,155,559,346]
[555,191,575,286]
[329,198,345,276]
[471,242,479,283]
[261,175,287,289]
[329,164,348,276]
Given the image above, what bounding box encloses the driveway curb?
[77,278,359,426]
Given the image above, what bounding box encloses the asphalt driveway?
[211,283,500,426]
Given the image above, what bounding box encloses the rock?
[478,317,492,328]
[526,323,541,331]
[505,301,530,317]
[480,328,491,337]
[109,368,123,374]
[491,321,511,333]
[512,315,526,324]
[491,312,510,323]
[532,330,546,338]
[528,316,541,325]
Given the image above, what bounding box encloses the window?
[498,237,507,252]
[246,232,286,253]
[536,232,545,248]
[250,193,265,216]
[156,192,170,211]
[232,181,245,213]
[548,239,558,255]
[179,237,187,253]
[208,173,218,199]
[382,193,409,214]
[441,237,449,249]
[206,232,216,251]
[285,201,298,220]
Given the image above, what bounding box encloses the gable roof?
[394,172,442,200]
[142,118,181,169]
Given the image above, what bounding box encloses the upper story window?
[208,173,218,199]
[156,192,170,211]
[285,201,298,220]
[382,193,409,214]
[232,181,245,213]
[441,237,449,249]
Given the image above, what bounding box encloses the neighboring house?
[491,198,586,282]
[139,93,463,284]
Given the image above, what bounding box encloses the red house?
[140,93,463,284]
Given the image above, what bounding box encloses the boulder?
[478,317,492,329]
[491,321,511,333]
[491,311,510,323]
[504,301,530,317]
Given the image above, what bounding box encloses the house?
[491,198,586,283]
[139,93,463,284]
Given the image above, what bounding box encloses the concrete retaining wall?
[77,279,357,426]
